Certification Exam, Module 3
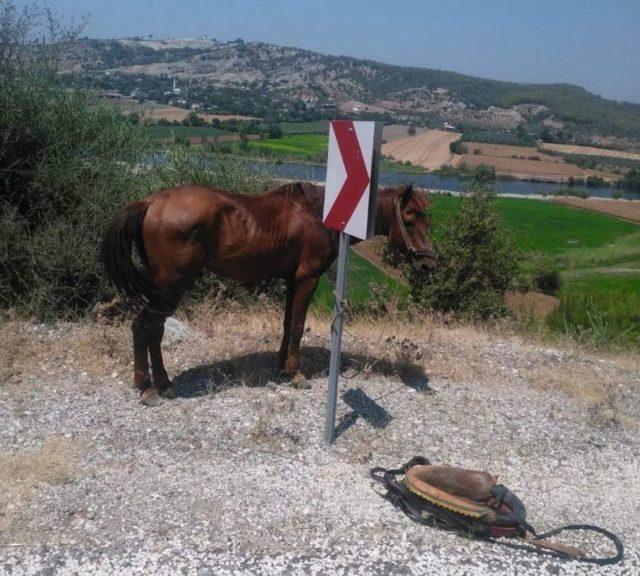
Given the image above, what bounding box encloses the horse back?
[141,183,335,283]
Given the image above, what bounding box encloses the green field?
[145,124,230,140]
[279,121,329,135]
[429,196,638,254]
[247,134,328,159]
[549,273,640,347]
[312,251,409,313]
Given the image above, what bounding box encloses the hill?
[61,37,640,146]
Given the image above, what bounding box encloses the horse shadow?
[170,345,431,399]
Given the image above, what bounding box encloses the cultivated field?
[541,142,640,162]
[382,124,430,143]
[381,129,462,170]
[552,197,640,224]
[381,132,618,181]
[111,101,256,124]
[462,142,559,163]
[451,153,596,181]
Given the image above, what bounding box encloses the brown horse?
[101,181,435,405]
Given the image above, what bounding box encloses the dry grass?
[3,303,638,427]
[505,291,560,320]
[0,317,131,391]
[0,437,82,535]
[527,365,624,427]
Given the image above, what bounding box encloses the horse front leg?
[278,279,295,372]
[283,277,319,388]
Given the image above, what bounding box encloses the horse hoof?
[140,389,162,407]
[161,386,178,399]
[291,373,312,390]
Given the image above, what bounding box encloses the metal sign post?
[324,230,349,445]
[322,120,382,445]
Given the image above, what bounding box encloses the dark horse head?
[379,184,437,270]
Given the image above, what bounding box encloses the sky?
[41,0,640,103]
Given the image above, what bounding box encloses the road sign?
[324,120,381,445]
[323,120,380,240]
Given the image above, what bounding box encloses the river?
[252,160,640,199]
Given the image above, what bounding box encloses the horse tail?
[101,200,170,312]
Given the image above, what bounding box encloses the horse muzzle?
[411,248,438,270]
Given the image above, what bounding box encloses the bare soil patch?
[551,197,640,223]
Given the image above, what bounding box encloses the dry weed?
[0,437,83,535]
[528,364,625,426]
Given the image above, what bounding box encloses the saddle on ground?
[371,456,623,565]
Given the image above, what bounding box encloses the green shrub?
[0,81,276,319]
[533,267,562,295]
[411,184,519,320]
[622,168,640,191]
[471,164,496,182]
[449,140,468,155]
[0,79,151,318]
[512,253,562,296]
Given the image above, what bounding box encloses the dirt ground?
[552,196,640,223]
[0,308,638,575]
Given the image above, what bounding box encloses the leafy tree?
[411,184,519,320]
[623,168,640,191]
[472,164,496,182]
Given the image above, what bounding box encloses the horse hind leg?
[132,310,152,392]
[132,308,171,407]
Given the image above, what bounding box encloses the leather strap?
[394,199,436,259]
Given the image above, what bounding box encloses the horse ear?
[400,183,414,208]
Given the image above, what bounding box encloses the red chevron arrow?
[323,120,371,231]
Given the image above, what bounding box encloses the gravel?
[0,319,638,575]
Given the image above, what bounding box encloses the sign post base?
[324,231,350,445]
